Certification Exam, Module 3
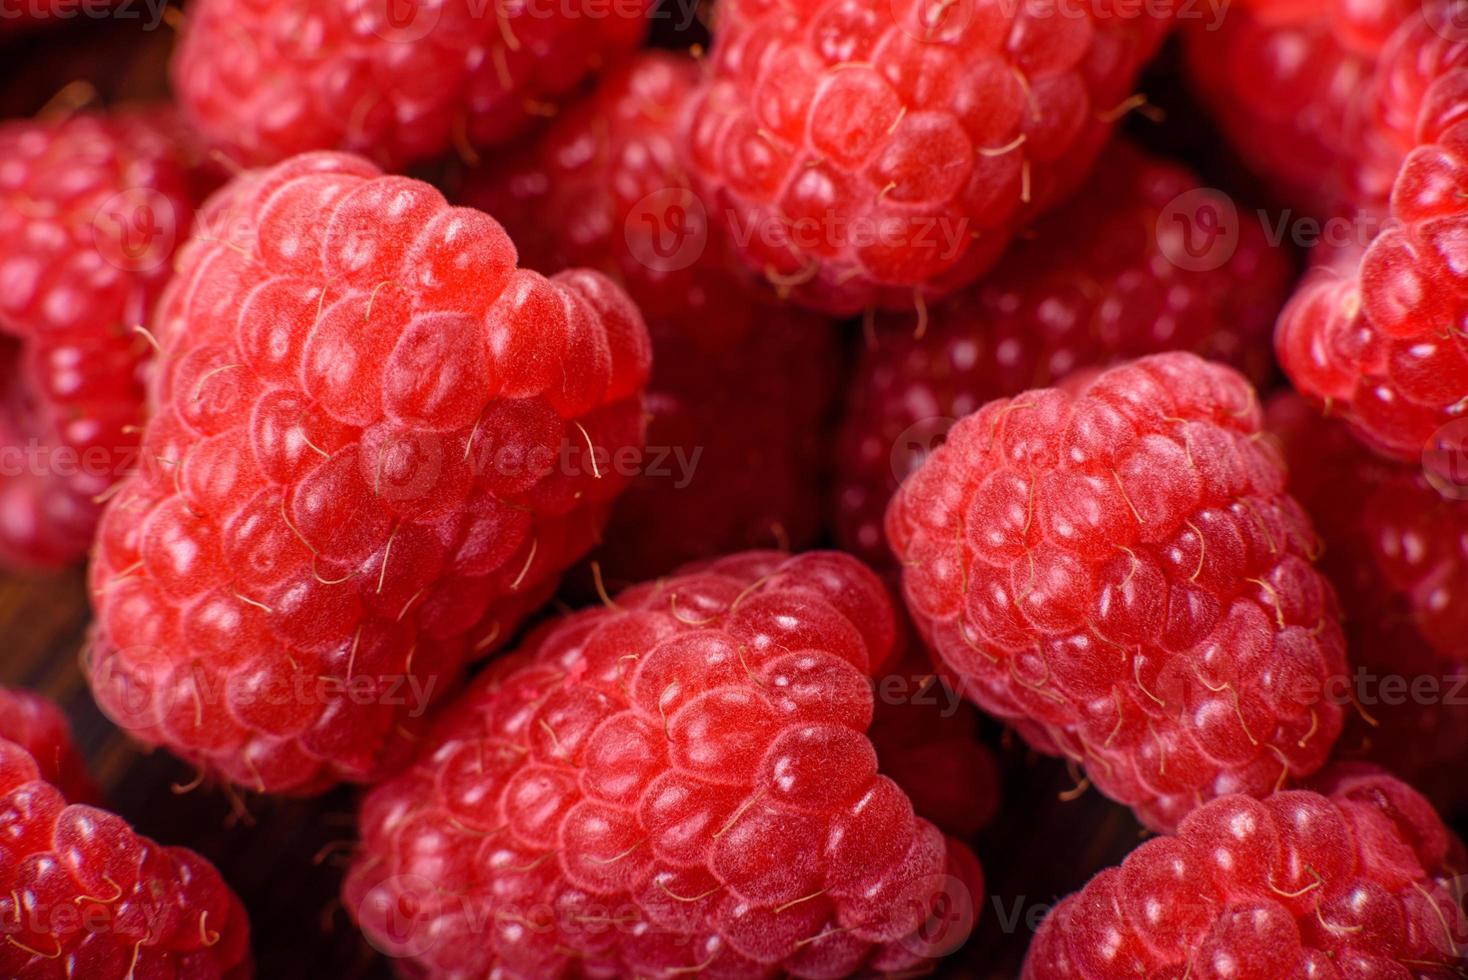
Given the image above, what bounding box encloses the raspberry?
[1355,4,1468,211]
[0,686,96,806]
[170,0,650,170]
[1273,9,1468,468]
[834,142,1291,567]
[1023,765,1468,978]
[584,317,838,584]
[1183,0,1417,216]
[344,551,984,978]
[85,151,653,795]
[1274,24,1468,466]
[0,688,252,978]
[457,52,839,581]
[887,353,1349,832]
[683,0,1174,314]
[0,108,205,568]
[869,638,1001,839]
[1268,393,1468,817]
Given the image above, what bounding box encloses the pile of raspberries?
[0,0,1466,976]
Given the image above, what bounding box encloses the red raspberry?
[0,108,205,568]
[1183,0,1417,216]
[85,151,653,795]
[344,551,985,978]
[0,686,96,806]
[869,638,1000,839]
[1355,4,1468,210]
[170,0,650,170]
[458,52,839,581]
[887,353,1349,832]
[0,688,252,978]
[1023,765,1468,978]
[1268,393,1468,817]
[834,142,1292,567]
[683,0,1175,314]
[1274,9,1468,468]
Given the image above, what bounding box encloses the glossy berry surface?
[1269,393,1468,817]
[459,52,840,582]
[1183,0,1418,216]
[1024,765,1468,978]
[1275,9,1468,468]
[345,551,984,978]
[834,142,1292,567]
[0,108,204,568]
[887,353,1348,832]
[170,0,651,170]
[0,692,252,978]
[0,686,96,806]
[86,151,652,795]
[683,0,1175,313]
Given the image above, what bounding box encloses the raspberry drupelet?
[683,0,1176,314]
[0,687,253,978]
[1023,765,1468,978]
[85,151,653,795]
[0,108,205,568]
[833,141,1292,567]
[458,51,840,582]
[1269,393,1468,817]
[345,551,985,978]
[1275,7,1468,469]
[887,352,1349,832]
[169,0,651,170]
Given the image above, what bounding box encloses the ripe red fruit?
[0,108,205,568]
[1023,765,1468,978]
[887,353,1349,832]
[834,141,1292,566]
[85,151,652,795]
[345,551,984,978]
[0,686,96,805]
[869,639,1000,839]
[458,51,840,581]
[1268,393,1468,817]
[0,687,252,978]
[1274,9,1468,469]
[683,0,1175,314]
[1183,0,1418,216]
[170,0,650,170]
